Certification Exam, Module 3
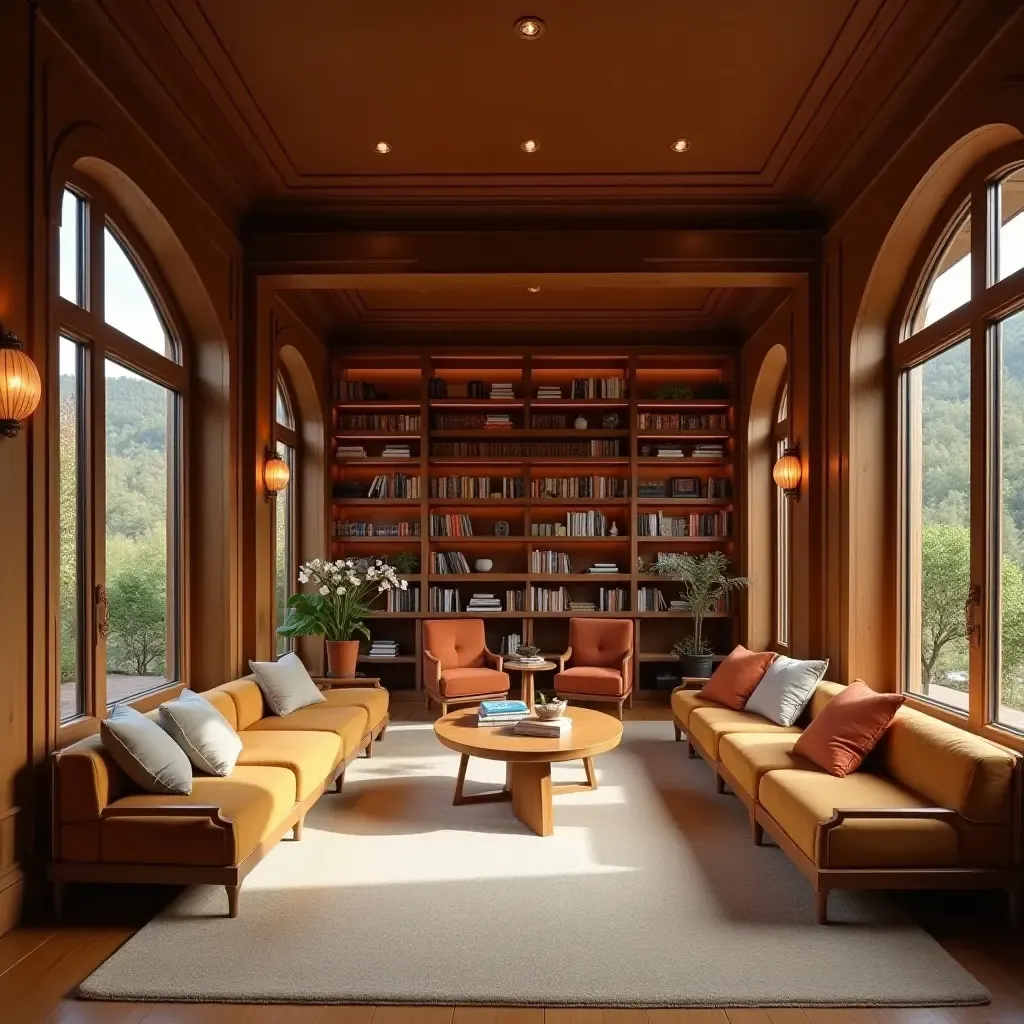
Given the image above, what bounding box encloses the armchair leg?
[674,723,682,742]
[293,816,304,841]
[627,691,633,709]
[440,702,448,717]
[814,889,829,925]
[226,885,240,918]
[615,701,623,721]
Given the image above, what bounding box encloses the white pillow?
[100,705,193,795]
[159,689,242,777]
[248,652,326,717]
[744,656,829,727]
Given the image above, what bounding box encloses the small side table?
[502,660,557,711]
[312,676,383,690]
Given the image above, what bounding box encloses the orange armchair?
[422,619,510,716]
[554,618,634,719]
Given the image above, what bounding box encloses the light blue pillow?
[100,705,192,795]
[744,656,829,727]
[248,652,326,716]
[159,689,242,777]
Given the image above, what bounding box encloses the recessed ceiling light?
[374,141,392,154]
[515,16,545,39]
[671,138,690,153]
[527,286,541,293]
[521,139,540,154]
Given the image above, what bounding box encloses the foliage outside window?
[275,375,298,656]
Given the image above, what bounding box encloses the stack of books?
[586,563,620,575]
[485,413,513,430]
[368,640,399,658]
[336,444,367,460]
[569,600,597,612]
[382,444,411,459]
[478,699,530,727]
[654,446,685,459]
[509,652,546,666]
[514,716,572,737]
[536,386,562,400]
[669,599,689,612]
[692,443,726,459]
[490,383,516,400]
[467,593,502,612]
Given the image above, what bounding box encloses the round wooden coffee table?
[433,706,623,836]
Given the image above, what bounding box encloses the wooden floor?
[3,704,1023,1024]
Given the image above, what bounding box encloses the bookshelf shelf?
[331,349,738,693]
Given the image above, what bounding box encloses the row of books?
[429,476,525,499]
[530,414,568,429]
[335,381,382,402]
[531,511,612,537]
[429,513,474,537]
[636,476,732,499]
[431,551,472,574]
[637,413,729,431]
[338,414,421,432]
[647,443,726,459]
[531,477,629,499]
[385,588,420,612]
[429,380,505,399]
[428,589,527,612]
[636,587,669,612]
[637,511,732,537]
[366,474,421,499]
[570,377,627,399]
[432,414,514,430]
[332,521,420,537]
[528,586,628,612]
[530,550,574,574]
[431,440,622,458]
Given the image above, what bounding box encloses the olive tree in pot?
[277,558,407,677]
[651,551,750,679]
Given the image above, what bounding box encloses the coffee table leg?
[453,753,470,805]
[510,760,554,836]
[453,754,512,806]
[584,756,597,790]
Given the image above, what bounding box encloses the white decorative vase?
[609,521,619,536]
[474,559,493,572]
[574,415,588,430]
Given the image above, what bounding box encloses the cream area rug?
[79,720,987,1007]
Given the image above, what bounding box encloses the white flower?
[319,585,330,596]
[379,581,391,591]
[298,573,308,584]
[375,559,383,566]
[345,560,354,568]
[400,579,409,590]
[336,586,346,595]
[366,566,377,578]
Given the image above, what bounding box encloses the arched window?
[56,178,186,727]
[897,157,1024,737]
[773,382,791,649]
[274,372,298,655]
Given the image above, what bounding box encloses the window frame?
[772,380,791,651]
[53,173,190,744]
[893,141,1024,751]
[274,370,299,655]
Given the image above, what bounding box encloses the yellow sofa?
[672,681,1022,924]
[49,677,389,917]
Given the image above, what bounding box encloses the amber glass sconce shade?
[0,326,42,438]
[773,446,802,498]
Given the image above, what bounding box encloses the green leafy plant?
[536,692,565,706]
[653,383,693,400]
[277,558,407,643]
[516,645,541,659]
[652,551,750,656]
[385,551,420,575]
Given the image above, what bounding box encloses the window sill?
[903,693,1024,754]
[57,680,185,747]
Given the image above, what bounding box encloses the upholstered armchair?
[422,619,510,715]
[554,618,634,719]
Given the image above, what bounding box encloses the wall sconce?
[0,325,42,438]
[773,445,802,499]
[264,449,290,500]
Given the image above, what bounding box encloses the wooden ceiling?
[69,0,1002,217]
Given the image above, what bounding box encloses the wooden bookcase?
[329,349,738,693]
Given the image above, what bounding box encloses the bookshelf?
[330,350,738,693]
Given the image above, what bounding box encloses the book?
[477,715,529,727]
[479,699,529,717]
[513,717,573,737]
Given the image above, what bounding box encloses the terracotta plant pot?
[326,640,359,678]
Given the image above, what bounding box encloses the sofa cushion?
[321,686,390,730]
[219,678,268,731]
[437,667,509,697]
[568,617,633,668]
[880,706,1018,824]
[249,652,327,717]
[793,681,904,777]
[159,689,242,777]
[671,687,719,729]
[759,769,958,869]
[807,680,846,720]
[700,646,776,711]
[198,686,239,731]
[100,705,193,796]
[237,731,342,799]
[554,666,625,696]
[245,704,370,758]
[689,706,801,760]
[745,656,829,726]
[100,765,297,867]
[718,733,807,801]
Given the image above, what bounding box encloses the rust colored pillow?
[793,680,905,777]
[699,646,776,711]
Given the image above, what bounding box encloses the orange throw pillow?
[700,646,776,711]
[793,680,905,777]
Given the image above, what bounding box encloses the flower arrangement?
[277,558,408,644]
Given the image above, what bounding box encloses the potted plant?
[277,558,407,677]
[652,551,750,678]
[535,691,568,720]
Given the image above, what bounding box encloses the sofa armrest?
[621,650,633,687]
[483,647,503,672]
[100,804,234,830]
[817,806,958,867]
[557,647,572,673]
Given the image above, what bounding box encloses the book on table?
[479,699,529,718]
[513,717,573,737]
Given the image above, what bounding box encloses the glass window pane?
[276,380,294,429]
[275,441,295,656]
[105,360,179,704]
[995,309,1024,732]
[903,340,972,712]
[59,337,84,721]
[775,437,790,647]
[997,168,1024,282]
[103,227,175,360]
[59,190,83,305]
[908,209,971,336]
